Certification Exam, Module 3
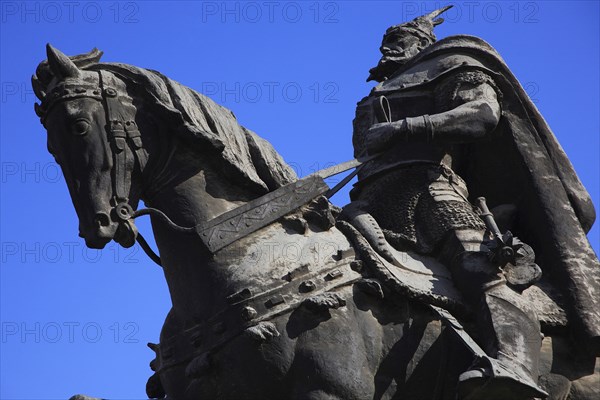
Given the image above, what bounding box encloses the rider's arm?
[366,70,502,153]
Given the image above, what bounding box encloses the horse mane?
[33,48,297,194]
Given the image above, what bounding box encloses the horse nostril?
[94,212,111,227]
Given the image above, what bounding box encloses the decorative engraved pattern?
[198,176,329,252]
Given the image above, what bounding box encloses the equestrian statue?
[33,6,599,400]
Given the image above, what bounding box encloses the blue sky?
[1,1,598,399]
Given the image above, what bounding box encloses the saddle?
[336,216,569,331]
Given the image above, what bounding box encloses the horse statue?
[33,44,598,400]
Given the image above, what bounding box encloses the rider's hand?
[366,120,407,154]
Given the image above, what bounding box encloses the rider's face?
[379,33,427,61]
[368,32,429,82]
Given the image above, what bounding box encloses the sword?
[197,153,380,253]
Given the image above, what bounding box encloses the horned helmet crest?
[384,5,453,44]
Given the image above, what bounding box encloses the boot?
[339,201,401,266]
[458,284,548,399]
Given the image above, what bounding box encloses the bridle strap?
[98,71,161,266]
[99,70,150,203]
[127,122,148,171]
[99,70,129,202]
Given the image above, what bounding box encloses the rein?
[126,156,376,266]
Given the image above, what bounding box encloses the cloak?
[360,35,600,353]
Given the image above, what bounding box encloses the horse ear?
[46,43,81,79]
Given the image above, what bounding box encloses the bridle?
[94,71,141,239]
[41,70,189,266]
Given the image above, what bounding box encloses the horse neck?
[140,129,257,325]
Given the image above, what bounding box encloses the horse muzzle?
[80,217,118,249]
[80,203,138,249]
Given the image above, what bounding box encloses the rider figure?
[343,7,548,399]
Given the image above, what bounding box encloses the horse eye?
[72,119,90,136]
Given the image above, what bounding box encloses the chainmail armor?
[356,164,486,254]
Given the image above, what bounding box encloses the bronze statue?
[32,8,599,399]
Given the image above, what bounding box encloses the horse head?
[33,44,147,249]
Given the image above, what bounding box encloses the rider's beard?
[367,57,404,82]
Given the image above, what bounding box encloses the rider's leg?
[441,229,548,399]
[339,200,402,266]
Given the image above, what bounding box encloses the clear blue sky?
[1,1,598,398]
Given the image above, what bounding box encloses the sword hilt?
[477,197,516,264]
[476,197,502,239]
